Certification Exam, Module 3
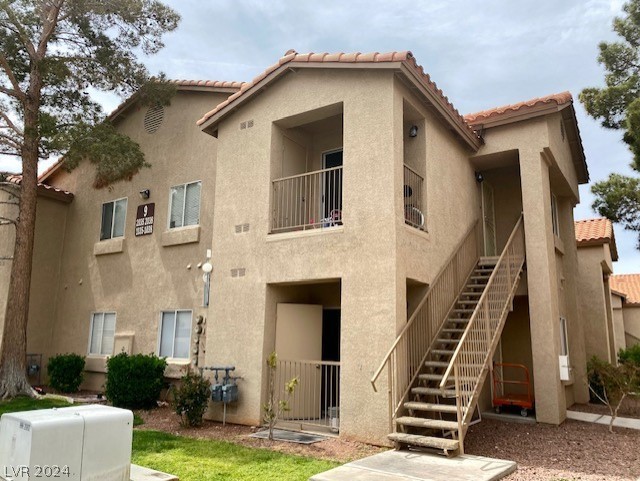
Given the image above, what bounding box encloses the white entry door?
[482,181,497,257]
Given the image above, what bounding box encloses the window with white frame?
[551,193,560,237]
[158,310,192,359]
[100,198,127,240]
[168,181,201,229]
[559,316,569,356]
[88,312,116,356]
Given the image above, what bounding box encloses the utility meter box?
[221,383,238,404]
[0,404,133,481]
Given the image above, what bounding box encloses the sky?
[1,0,639,272]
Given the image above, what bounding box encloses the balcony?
[271,166,343,233]
[404,164,425,230]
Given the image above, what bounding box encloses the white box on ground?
[0,404,133,481]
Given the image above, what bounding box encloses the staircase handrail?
[370,219,482,428]
[439,214,525,392]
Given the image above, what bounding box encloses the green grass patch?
[132,430,339,481]
[0,396,72,416]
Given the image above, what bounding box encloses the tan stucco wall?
[623,305,640,347]
[611,293,627,356]
[43,90,229,389]
[577,245,615,362]
[0,188,18,345]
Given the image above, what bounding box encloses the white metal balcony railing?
[404,164,425,230]
[276,359,340,431]
[271,167,343,233]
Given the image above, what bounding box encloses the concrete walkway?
[310,450,516,481]
[566,410,640,430]
[131,464,178,481]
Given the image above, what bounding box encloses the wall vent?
[144,105,165,134]
[247,120,254,128]
[240,121,247,130]
[231,268,246,278]
[242,223,250,232]
[235,224,242,233]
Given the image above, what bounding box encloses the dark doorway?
[321,309,340,416]
[322,150,343,220]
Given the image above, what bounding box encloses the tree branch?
[0,111,22,136]
[0,200,18,206]
[0,85,25,100]
[0,256,13,260]
[0,216,17,225]
[37,1,64,58]
[0,53,25,100]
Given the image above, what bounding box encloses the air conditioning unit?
[559,355,571,382]
[0,404,133,481]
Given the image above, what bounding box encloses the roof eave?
[199,61,482,151]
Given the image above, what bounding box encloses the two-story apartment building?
[2,50,595,455]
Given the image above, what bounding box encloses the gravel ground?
[465,418,640,481]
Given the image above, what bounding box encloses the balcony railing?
[276,359,340,431]
[271,166,343,233]
[404,164,425,230]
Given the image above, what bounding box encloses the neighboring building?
[2,50,597,454]
[574,218,622,362]
[610,274,640,348]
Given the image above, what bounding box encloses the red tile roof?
[575,218,618,261]
[610,274,640,306]
[464,92,573,125]
[3,174,74,202]
[196,49,481,147]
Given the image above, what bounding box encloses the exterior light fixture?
[475,171,484,183]
[409,125,419,138]
[201,262,213,274]
[139,189,150,199]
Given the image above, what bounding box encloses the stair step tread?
[442,328,466,333]
[425,361,449,368]
[470,276,490,280]
[436,338,460,344]
[431,349,454,355]
[404,402,458,413]
[452,309,474,313]
[412,386,457,397]
[447,318,470,323]
[396,416,459,430]
[388,433,459,451]
[419,373,443,381]
[461,291,483,296]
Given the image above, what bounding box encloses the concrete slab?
[566,410,640,430]
[310,450,516,481]
[250,428,328,444]
[131,464,178,481]
[482,411,536,424]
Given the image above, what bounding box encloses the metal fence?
[276,359,341,431]
[404,164,425,230]
[271,167,343,233]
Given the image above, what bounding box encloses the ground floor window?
[158,310,192,359]
[89,312,116,356]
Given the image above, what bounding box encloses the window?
[559,317,569,356]
[551,193,560,237]
[169,181,201,228]
[88,312,116,356]
[158,310,192,359]
[100,198,127,240]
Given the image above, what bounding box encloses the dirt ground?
[570,399,640,419]
[465,417,640,481]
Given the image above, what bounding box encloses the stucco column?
[519,149,566,424]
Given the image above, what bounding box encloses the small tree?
[586,355,640,432]
[262,352,298,441]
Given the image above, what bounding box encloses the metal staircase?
[372,215,525,456]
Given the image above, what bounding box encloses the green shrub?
[47,354,85,393]
[106,353,167,409]
[619,344,640,367]
[171,371,211,427]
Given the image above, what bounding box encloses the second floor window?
[89,312,116,356]
[169,181,201,229]
[100,198,127,240]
